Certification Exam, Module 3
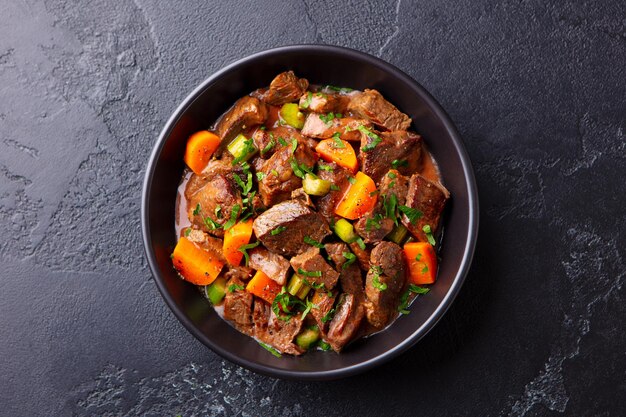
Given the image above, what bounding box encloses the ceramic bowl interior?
[142,45,478,380]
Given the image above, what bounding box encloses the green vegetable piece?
[295,327,320,350]
[387,223,409,245]
[333,218,358,243]
[302,173,331,196]
[279,103,305,129]
[205,277,227,305]
[287,274,311,299]
[296,284,311,300]
[227,134,258,163]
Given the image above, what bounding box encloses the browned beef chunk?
[224,265,253,281]
[252,300,304,355]
[258,138,318,206]
[215,96,268,145]
[185,230,227,263]
[327,294,365,352]
[314,162,351,222]
[324,242,364,297]
[359,130,422,183]
[310,290,337,333]
[354,169,409,243]
[223,277,254,334]
[347,89,411,131]
[349,241,371,271]
[253,199,331,256]
[290,188,314,208]
[299,91,351,114]
[364,242,406,329]
[262,71,309,106]
[248,246,291,286]
[251,128,274,159]
[401,174,450,242]
[185,160,243,237]
[290,248,340,290]
[301,114,369,141]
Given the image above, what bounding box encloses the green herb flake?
[347,176,356,185]
[238,241,260,266]
[370,265,387,291]
[223,204,241,230]
[317,340,332,351]
[271,169,279,177]
[383,194,398,221]
[184,228,192,237]
[319,112,337,125]
[358,126,382,151]
[422,265,429,274]
[399,205,423,224]
[331,132,345,148]
[323,85,353,93]
[415,253,423,261]
[355,237,366,250]
[256,172,266,181]
[291,138,298,154]
[318,162,334,172]
[392,159,408,169]
[330,184,341,191]
[301,91,313,109]
[261,138,275,156]
[278,137,288,146]
[234,171,254,195]
[204,216,222,230]
[228,284,244,293]
[258,341,282,358]
[301,298,319,320]
[304,236,324,248]
[271,226,287,236]
[193,203,201,216]
[321,307,336,323]
[423,224,436,245]
[303,278,325,290]
[387,172,397,179]
[342,252,357,269]
[214,205,222,219]
[297,268,322,277]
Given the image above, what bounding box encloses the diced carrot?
[315,138,358,173]
[404,242,437,284]
[184,130,221,174]
[172,236,225,285]
[223,219,254,266]
[334,171,377,220]
[246,270,281,304]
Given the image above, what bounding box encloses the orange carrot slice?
[223,220,254,266]
[404,242,437,284]
[315,138,358,173]
[334,171,377,220]
[246,270,281,304]
[184,130,221,174]
[172,236,225,285]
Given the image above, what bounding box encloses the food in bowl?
[171,71,450,356]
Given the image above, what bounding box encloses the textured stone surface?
[0,0,624,415]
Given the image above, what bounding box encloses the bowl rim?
[141,44,479,380]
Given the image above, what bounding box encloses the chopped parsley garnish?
[383,194,398,221]
[318,162,334,172]
[302,278,325,290]
[270,226,287,236]
[301,298,319,320]
[355,237,366,250]
[291,138,298,154]
[204,216,221,230]
[278,137,288,146]
[290,158,316,179]
[260,138,275,156]
[370,266,387,291]
[193,203,201,216]
[223,204,240,230]
[319,112,339,125]
[347,176,356,185]
[238,241,260,266]
[358,126,382,151]
[369,190,379,197]
[317,340,332,351]
[258,341,282,358]
[256,172,266,181]
[387,172,397,179]
[415,253,423,261]
[423,224,436,245]
[271,169,279,177]
[330,184,340,191]
[214,205,222,219]
[365,214,384,231]
[304,236,324,248]
[301,91,313,109]
[184,228,191,237]
[422,265,429,273]
[323,85,353,93]
[228,284,244,292]
[321,307,336,323]
[392,159,408,169]
[297,268,322,277]
[399,205,423,224]
[397,284,430,314]
[234,171,253,195]
[342,252,357,269]
[331,132,345,148]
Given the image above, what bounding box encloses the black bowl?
[141,45,478,380]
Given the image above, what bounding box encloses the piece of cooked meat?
[258,138,318,206]
[186,172,242,237]
[300,114,369,141]
[299,91,351,114]
[359,129,422,183]
[354,169,409,243]
[223,277,254,334]
[215,96,268,145]
[324,242,364,297]
[290,248,340,290]
[314,161,351,223]
[252,300,304,355]
[262,71,309,106]
[310,289,337,333]
[401,174,450,242]
[347,89,411,131]
[290,187,314,208]
[348,241,371,271]
[253,199,331,256]
[224,265,254,281]
[324,242,349,269]
[248,246,291,286]
[364,242,406,329]
[326,293,365,352]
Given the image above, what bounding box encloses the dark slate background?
[1,0,624,415]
